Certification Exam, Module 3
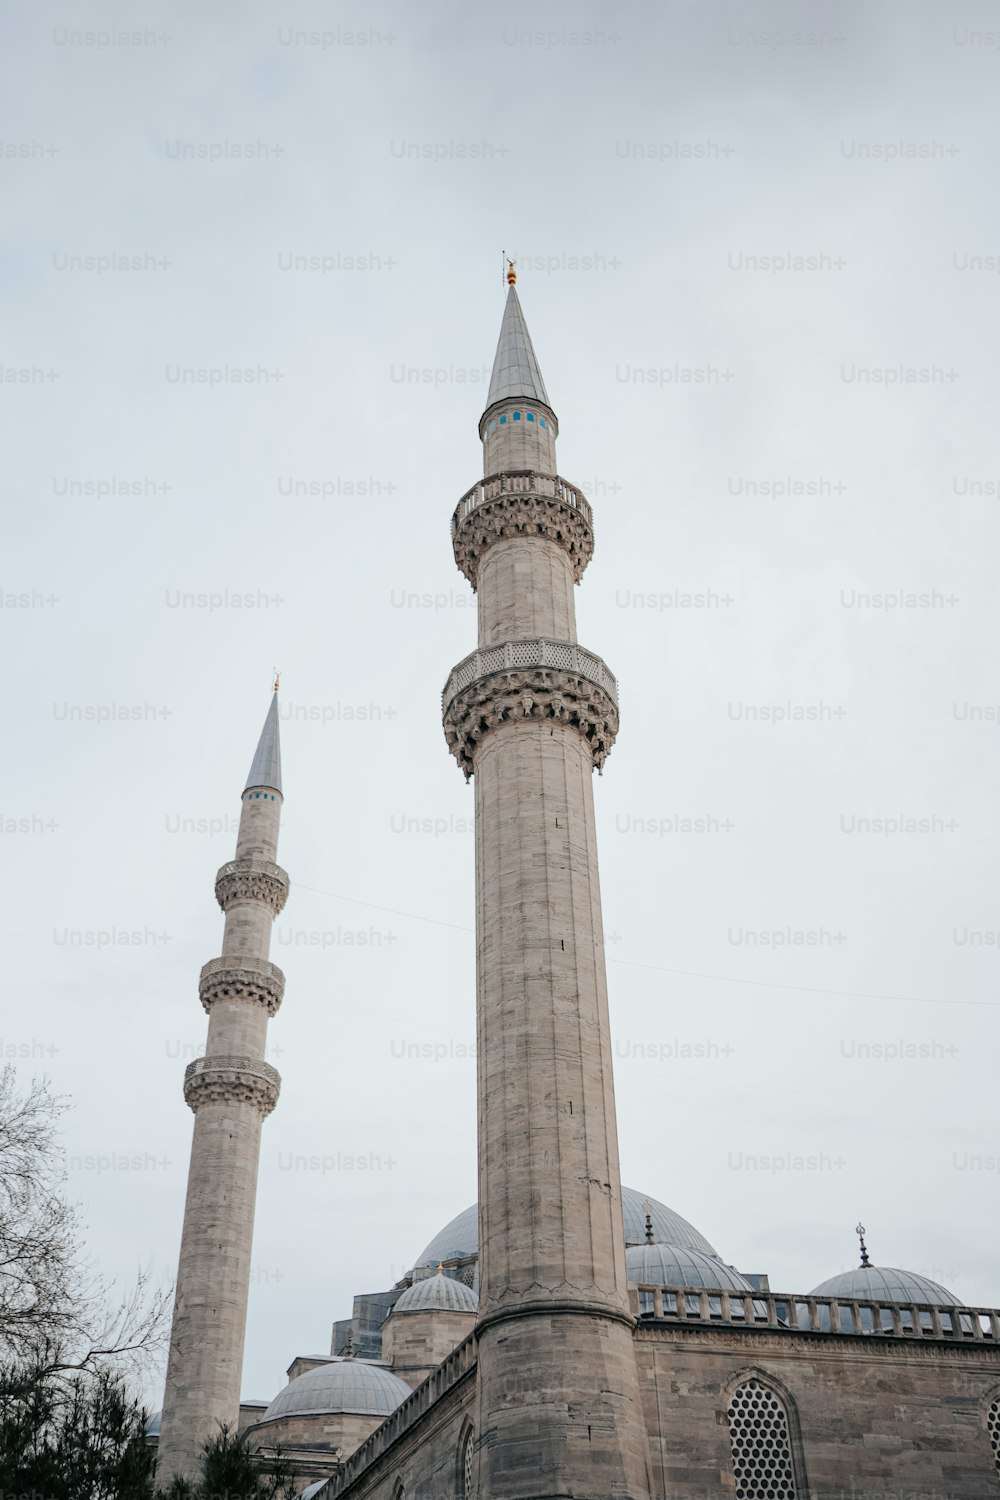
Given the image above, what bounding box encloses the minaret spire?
[245,683,282,795]
[157,692,290,1484]
[443,287,651,1497]
[484,281,551,410]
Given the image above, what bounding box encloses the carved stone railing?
[198,955,285,1017]
[443,638,617,707]
[215,858,289,916]
[451,471,595,586]
[452,471,593,531]
[442,639,619,778]
[630,1284,1000,1343]
[324,1333,477,1497]
[183,1054,281,1116]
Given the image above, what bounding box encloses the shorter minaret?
[157,685,289,1484]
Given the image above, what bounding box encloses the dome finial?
[273,668,280,692]
[642,1200,655,1245]
[506,256,517,286]
[437,1261,445,1275]
[856,1221,871,1268]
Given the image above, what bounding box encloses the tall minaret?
[443,269,652,1499]
[157,686,288,1484]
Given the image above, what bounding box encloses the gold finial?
[437,1261,445,1275]
[506,257,517,286]
[273,669,281,692]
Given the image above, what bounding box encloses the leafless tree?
[0,1065,170,1395]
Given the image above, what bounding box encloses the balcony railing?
[183,1055,281,1089]
[451,470,593,536]
[442,638,618,711]
[630,1284,1000,1342]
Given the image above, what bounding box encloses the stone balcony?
[451,470,593,534]
[442,637,618,712]
[451,470,595,586]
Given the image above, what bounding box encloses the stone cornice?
[442,639,619,778]
[633,1321,1000,1364]
[183,1054,281,1116]
[451,472,594,586]
[198,956,286,1017]
[215,858,289,916]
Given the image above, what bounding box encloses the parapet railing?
[183,1055,281,1088]
[630,1284,1000,1342]
[327,1333,477,1496]
[442,638,618,709]
[452,471,593,534]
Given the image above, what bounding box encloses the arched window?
[458,1422,475,1499]
[726,1376,798,1498]
[986,1392,1000,1477]
[390,1480,405,1500]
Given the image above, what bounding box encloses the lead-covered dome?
[626,1243,754,1294]
[394,1273,479,1314]
[809,1266,962,1306]
[260,1359,411,1423]
[412,1186,716,1268]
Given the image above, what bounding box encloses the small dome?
[626,1243,754,1294]
[394,1274,479,1314]
[260,1359,411,1423]
[412,1186,716,1268]
[298,1485,327,1500]
[810,1265,962,1306]
[145,1410,161,1438]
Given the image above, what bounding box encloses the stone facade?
[381,1307,478,1390]
[319,1316,1000,1500]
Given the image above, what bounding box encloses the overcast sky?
[3,0,999,1410]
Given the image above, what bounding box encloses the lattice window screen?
[726,1378,798,1499]
[987,1395,1000,1477]
[463,1428,475,1500]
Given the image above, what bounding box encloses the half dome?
[809,1266,962,1306]
[260,1359,411,1423]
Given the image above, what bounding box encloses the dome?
[394,1273,479,1314]
[145,1410,161,1438]
[412,1186,716,1268]
[298,1485,327,1500]
[810,1265,962,1306]
[625,1243,754,1294]
[260,1359,411,1423]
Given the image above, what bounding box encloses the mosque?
[151,274,1000,1497]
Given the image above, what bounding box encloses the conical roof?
[244,691,282,794]
[485,285,550,409]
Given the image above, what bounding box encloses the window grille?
[727,1377,798,1499]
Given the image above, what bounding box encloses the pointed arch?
[390,1478,406,1500]
[722,1366,808,1498]
[456,1416,476,1500]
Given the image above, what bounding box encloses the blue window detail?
[513,411,521,420]
[527,412,535,422]
[255,792,260,798]
[540,418,547,428]
[489,421,496,432]
[500,415,507,424]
